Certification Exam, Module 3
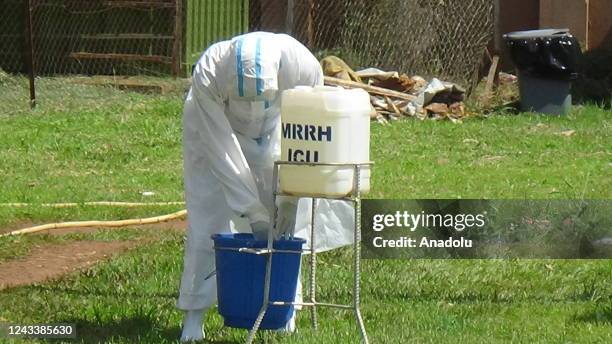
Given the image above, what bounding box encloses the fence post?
[493,0,501,53]
[24,0,36,108]
[249,0,261,31]
[172,0,183,77]
[306,0,315,48]
[286,0,294,34]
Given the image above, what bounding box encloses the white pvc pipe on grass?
[0,202,187,237]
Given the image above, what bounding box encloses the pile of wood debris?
[321,56,468,124]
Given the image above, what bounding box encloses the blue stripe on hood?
[255,38,263,96]
[235,37,245,97]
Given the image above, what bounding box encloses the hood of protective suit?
[227,34,281,102]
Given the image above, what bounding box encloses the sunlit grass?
[0,80,610,343]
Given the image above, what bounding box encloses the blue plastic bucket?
[212,233,305,330]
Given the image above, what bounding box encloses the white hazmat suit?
[178,32,355,340]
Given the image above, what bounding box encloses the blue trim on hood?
[235,37,245,97]
[255,38,263,96]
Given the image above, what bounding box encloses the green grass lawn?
[0,81,611,343]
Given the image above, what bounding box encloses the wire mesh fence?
[252,0,494,90]
[31,0,182,76]
[1,0,493,115]
[0,0,30,114]
[1,0,186,115]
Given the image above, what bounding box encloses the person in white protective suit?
[178,32,355,342]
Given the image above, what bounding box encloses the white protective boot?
[180,309,205,342]
[281,310,297,333]
[178,269,217,342]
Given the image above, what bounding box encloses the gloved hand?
[277,196,298,238]
[251,221,271,241]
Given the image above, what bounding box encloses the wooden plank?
[102,1,176,9]
[69,52,172,63]
[540,0,588,48]
[384,96,402,117]
[171,0,182,76]
[485,55,500,96]
[80,34,174,40]
[588,0,612,50]
[24,0,36,108]
[324,76,417,101]
[586,0,590,50]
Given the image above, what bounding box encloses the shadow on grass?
[573,305,612,325]
[32,284,178,300]
[483,101,521,116]
[74,316,179,343]
[47,316,239,344]
[29,286,245,343]
[32,315,181,343]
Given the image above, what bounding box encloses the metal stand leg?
[310,198,318,331]
[353,166,369,344]
[246,244,272,344]
[243,162,371,344]
[246,164,281,344]
[246,246,274,343]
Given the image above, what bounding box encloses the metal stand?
[244,161,372,344]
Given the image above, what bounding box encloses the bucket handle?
[214,247,303,255]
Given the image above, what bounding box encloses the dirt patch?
[0,240,137,291]
[0,219,187,290]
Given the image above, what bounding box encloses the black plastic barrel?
[504,29,582,115]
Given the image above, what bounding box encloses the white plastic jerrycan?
[279,85,371,197]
